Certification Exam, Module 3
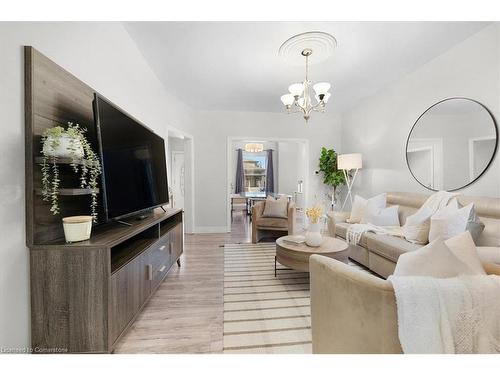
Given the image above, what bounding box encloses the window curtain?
[265,149,274,194]
[235,148,245,194]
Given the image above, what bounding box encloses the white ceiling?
[124,22,489,114]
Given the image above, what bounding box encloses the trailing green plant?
[40,122,102,221]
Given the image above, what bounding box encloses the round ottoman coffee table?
[275,235,349,276]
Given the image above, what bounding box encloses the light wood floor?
[113,212,253,353]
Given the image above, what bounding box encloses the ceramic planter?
[62,216,93,243]
[43,134,84,158]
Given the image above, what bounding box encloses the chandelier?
[244,143,264,153]
[278,32,336,122]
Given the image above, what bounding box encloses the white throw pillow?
[448,198,485,244]
[348,193,386,224]
[444,231,486,275]
[362,205,400,226]
[476,247,500,265]
[428,203,473,242]
[262,196,288,218]
[403,206,434,244]
[393,238,477,278]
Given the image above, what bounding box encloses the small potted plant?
[40,122,102,228]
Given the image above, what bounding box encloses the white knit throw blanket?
[389,275,500,354]
[346,224,403,246]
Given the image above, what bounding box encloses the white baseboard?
[193,226,229,234]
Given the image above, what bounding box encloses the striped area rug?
[223,243,312,354]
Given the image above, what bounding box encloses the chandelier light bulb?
[280,94,295,106]
[315,92,332,104]
[288,83,304,97]
[313,82,331,95]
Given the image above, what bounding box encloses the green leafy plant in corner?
[40,122,102,221]
[318,147,346,209]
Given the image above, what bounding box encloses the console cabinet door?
[171,223,184,262]
[109,251,150,344]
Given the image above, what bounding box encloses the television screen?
[93,94,169,221]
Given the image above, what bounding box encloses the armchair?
[252,200,296,243]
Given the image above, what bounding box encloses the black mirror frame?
[405,97,498,192]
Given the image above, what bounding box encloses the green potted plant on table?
[40,122,102,241]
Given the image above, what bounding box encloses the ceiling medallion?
[279,32,336,122]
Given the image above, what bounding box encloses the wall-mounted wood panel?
[25,46,101,246]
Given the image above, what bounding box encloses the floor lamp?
[338,153,363,211]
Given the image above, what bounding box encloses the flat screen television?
[93,94,169,222]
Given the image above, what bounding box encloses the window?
[243,153,267,192]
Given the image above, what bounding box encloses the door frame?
[167,127,195,234]
[171,150,185,209]
[226,136,309,233]
[468,136,496,182]
[407,137,443,190]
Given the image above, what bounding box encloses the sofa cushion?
[366,235,421,263]
[256,216,288,229]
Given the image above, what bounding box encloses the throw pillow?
[348,193,386,224]
[393,238,477,277]
[476,247,500,265]
[428,203,473,242]
[402,206,434,244]
[362,205,400,226]
[448,198,485,244]
[444,231,486,275]
[262,196,288,218]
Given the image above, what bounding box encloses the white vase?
[305,221,323,247]
[43,134,84,158]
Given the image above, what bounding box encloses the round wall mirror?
[406,98,497,191]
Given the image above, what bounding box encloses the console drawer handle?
[159,265,166,273]
[147,264,153,280]
[169,243,173,253]
[159,245,166,251]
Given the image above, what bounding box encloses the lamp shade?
[288,83,304,96]
[315,92,331,104]
[280,94,295,106]
[338,153,362,170]
[313,82,331,95]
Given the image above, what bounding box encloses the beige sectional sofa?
[329,191,500,278]
[311,191,500,353]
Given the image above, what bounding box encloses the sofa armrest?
[288,202,296,235]
[310,255,402,354]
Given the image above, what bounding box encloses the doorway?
[171,151,185,209]
[167,128,194,234]
[226,136,309,233]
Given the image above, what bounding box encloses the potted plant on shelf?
[318,147,346,211]
[40,122,102,226]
